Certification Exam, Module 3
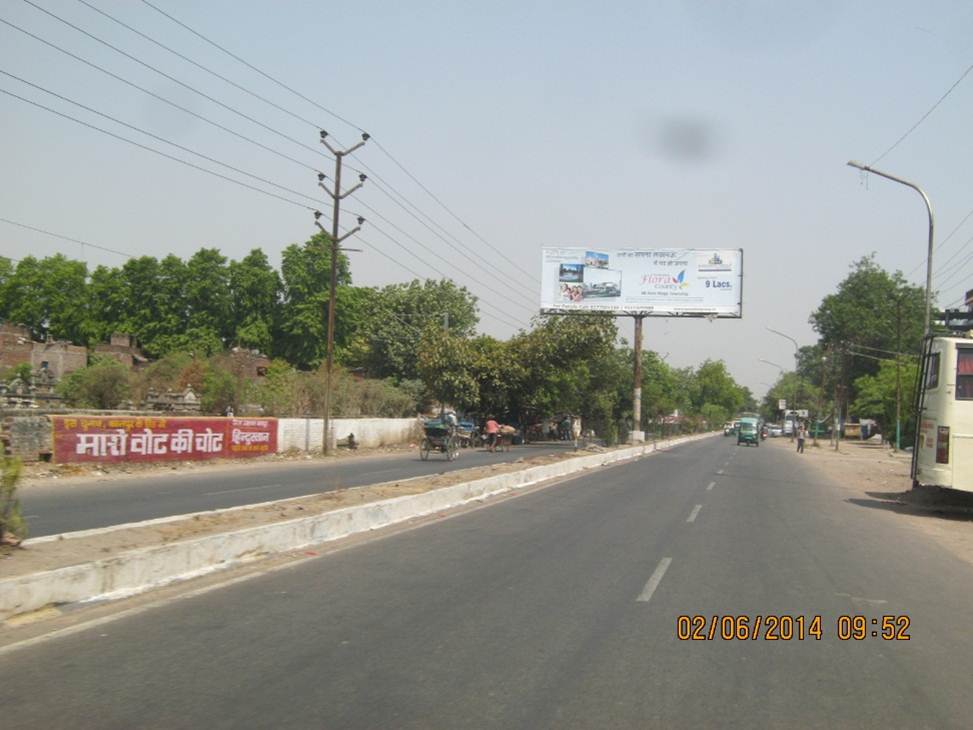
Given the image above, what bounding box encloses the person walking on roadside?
[484,416,500,453]
[797,424,806,454]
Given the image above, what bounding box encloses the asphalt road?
[4,435,973,728]
[20,443,572,537]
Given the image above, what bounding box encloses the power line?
[0,86,316,211]
[136,0,539,293]
[0,69,323,206]
[0,217,134,259]
[20,0,337,166]
[0,15,321,173]
[351,199,538,312]
[906,204,973,278]
[139,0,364,133]
[1,84,531,329]
[871,59,973,165]
[3,11,536,304]
[72,0,323,132]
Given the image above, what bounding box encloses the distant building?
[93,333,149,369]
[0,323,87,380]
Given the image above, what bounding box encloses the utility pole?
[316,130,369,454]
[631,315,645,444]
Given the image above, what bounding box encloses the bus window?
[926,352,941,389]
[956,348,973,400]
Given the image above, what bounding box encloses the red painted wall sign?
[52,416,277,463]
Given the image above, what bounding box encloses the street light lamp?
[847,161,935,336]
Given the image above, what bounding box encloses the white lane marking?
[637,558,672,603]
[706,481,715,491]
[716,469,724,475]
[203,483,283,496]
[686,504,702,523]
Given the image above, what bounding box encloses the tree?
[277,232,354,369]
[852,357,919,442]
[229,248,281,354]
[417,328,481,411]
[185,248,232,345]
[355,279,479,381]
[0,255,89,343]
[56,356,132,409]
[691,360,745,417]
[810,255,925,412]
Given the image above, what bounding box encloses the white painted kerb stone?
[0,433,714,620]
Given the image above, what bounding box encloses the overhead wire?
[0,216,134,259]
[136,0,539,293]
[4,6,537,306]
[0,86,317,211]
[0,15,321,173]
[871,59,973,165]
[19,0,339,168]
[3,5,534,327]
[0,69,323,206]
[905,205,973,278]
[0,86,531,329]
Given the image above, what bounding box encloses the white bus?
[913,335,973,492]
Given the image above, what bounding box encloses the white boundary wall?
[277,418,421,452]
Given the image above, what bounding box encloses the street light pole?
[847,161,935,336]
[767,327,801,439]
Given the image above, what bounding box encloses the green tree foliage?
[0,255,89,343]
[417,328,481,412]
[356,279,479,380]
[810,255,925,390]
[852,358,918,440]
[278,232,355,369]
[760,372,823,422]
[229,249,281,354]
[691,360,746,420]
[0,456,27,546]
[56,355,132,409]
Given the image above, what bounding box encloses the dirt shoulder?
[766,437,973,569]
[1,446,607,579]
[16,442,424,489]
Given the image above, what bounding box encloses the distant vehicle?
[767,424,783,437]
[737,417,760,447]
[723,422,736,436]
[913,333,973,492]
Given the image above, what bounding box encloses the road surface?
[3,436,973,728]
[20,443,572,536]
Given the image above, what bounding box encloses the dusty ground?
[767,437,973,569]
[1,446,602,579]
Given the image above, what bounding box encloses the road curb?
[0,433,714,620]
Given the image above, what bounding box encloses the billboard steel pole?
[631,315,645,444]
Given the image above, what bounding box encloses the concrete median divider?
[0,433,714,620]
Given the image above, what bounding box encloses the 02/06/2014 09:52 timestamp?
[676,615,911,641]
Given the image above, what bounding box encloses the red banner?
[52,416,278,463]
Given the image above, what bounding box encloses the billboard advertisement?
[540,248,743,317]
[52,416,278,463]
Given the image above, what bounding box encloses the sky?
[3,0,973,398]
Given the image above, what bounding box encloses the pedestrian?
[484,416,500,452]
[797,423,806,454]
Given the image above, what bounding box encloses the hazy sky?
[3,0,973,396]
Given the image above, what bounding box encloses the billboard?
[540,247,743,317]
[52,416,277,463]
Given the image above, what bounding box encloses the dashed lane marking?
[687,504,703,523]
[637,558,672,603]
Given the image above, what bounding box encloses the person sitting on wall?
[347,433,358,450]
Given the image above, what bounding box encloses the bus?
[913,333,973,492]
